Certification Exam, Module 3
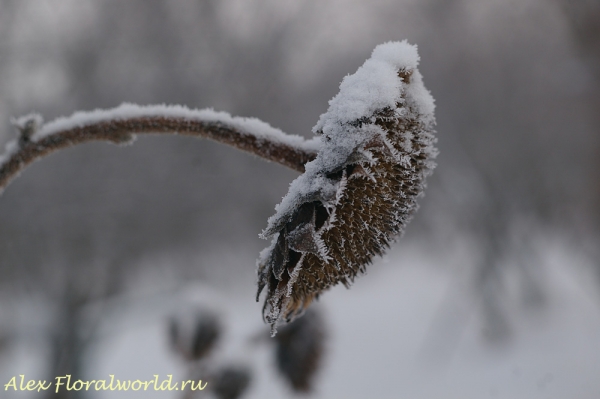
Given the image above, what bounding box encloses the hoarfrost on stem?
[0,104,319,192]
[33,103,319,152]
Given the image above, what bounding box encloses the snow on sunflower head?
[257,41,438,335]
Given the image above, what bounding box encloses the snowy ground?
[3,237,600,399]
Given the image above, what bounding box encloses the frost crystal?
[257,41,438,333]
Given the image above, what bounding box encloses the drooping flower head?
[257,41,438,334]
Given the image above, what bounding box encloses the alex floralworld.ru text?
[4,374,207,393]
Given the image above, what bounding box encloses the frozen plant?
[0,41,437,334]
[257,41,437,333]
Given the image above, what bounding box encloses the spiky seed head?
[211,365,252,399]
[273,308,326,393]
[168,308,221,361]
[257,41,438,333]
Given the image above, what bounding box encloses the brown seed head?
[257,41,437,334]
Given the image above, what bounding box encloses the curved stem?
[0,107,319,192]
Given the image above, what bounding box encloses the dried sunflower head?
[257,41,438,334]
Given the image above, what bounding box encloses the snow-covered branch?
[0,104,320,192]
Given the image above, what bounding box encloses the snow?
[10,113,44,133]
[45,237,600,399]
[0,140,19,165]
[0,113,44,164]
[2,235,600,399]
[262,40,435,238]
[37,103,319,151]
[404,69,436,125]
[313,40,433,134]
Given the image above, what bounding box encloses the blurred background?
[1,0,599,398]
